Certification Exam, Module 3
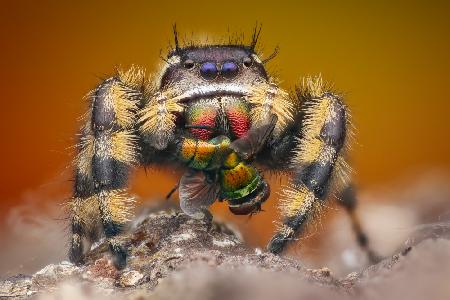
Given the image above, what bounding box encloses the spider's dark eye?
[200,62,218,80]
[184,59,195,69]
[221,61,239,79]
[243,56,252,68]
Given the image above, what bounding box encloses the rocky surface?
[1,207,449,300]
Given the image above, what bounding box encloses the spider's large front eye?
[243,56,252,68]
[200,62,218,80]
[184,59,195,69]
[221,61,239,79]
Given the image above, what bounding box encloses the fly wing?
[229,114,278,160]
[179,170,219,219]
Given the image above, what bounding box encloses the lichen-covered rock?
[0,275,32,298]
[118,271,144,287]
[32,261,80,288]
[1,208,449,299]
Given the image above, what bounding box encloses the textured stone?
[1,208,449,299]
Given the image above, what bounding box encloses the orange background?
[1,1,449,247]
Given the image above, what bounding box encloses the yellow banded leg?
[268,76,350,254]
[70,68,142,268]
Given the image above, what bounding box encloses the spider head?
[159,45,269,99]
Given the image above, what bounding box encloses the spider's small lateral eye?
[243,56,252,68]
[184,59,195,69]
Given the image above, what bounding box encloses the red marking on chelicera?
[190,112,217,140]
[227,110,250,138]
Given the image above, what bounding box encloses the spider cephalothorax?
[69,27,377,269]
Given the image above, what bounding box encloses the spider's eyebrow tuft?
[173,23,181,53]
[249,23,263,51]
[262,46,279,64]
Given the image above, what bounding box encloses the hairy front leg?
[70,67,143,268]
[267,76,351,254]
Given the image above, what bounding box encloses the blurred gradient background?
[1,0,449,275]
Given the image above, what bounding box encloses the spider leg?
[338,185,381,263]
[70,68,143,269]
[266,76,352,254]
[165,183,179,200]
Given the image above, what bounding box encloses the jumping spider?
[70,26,376,268]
